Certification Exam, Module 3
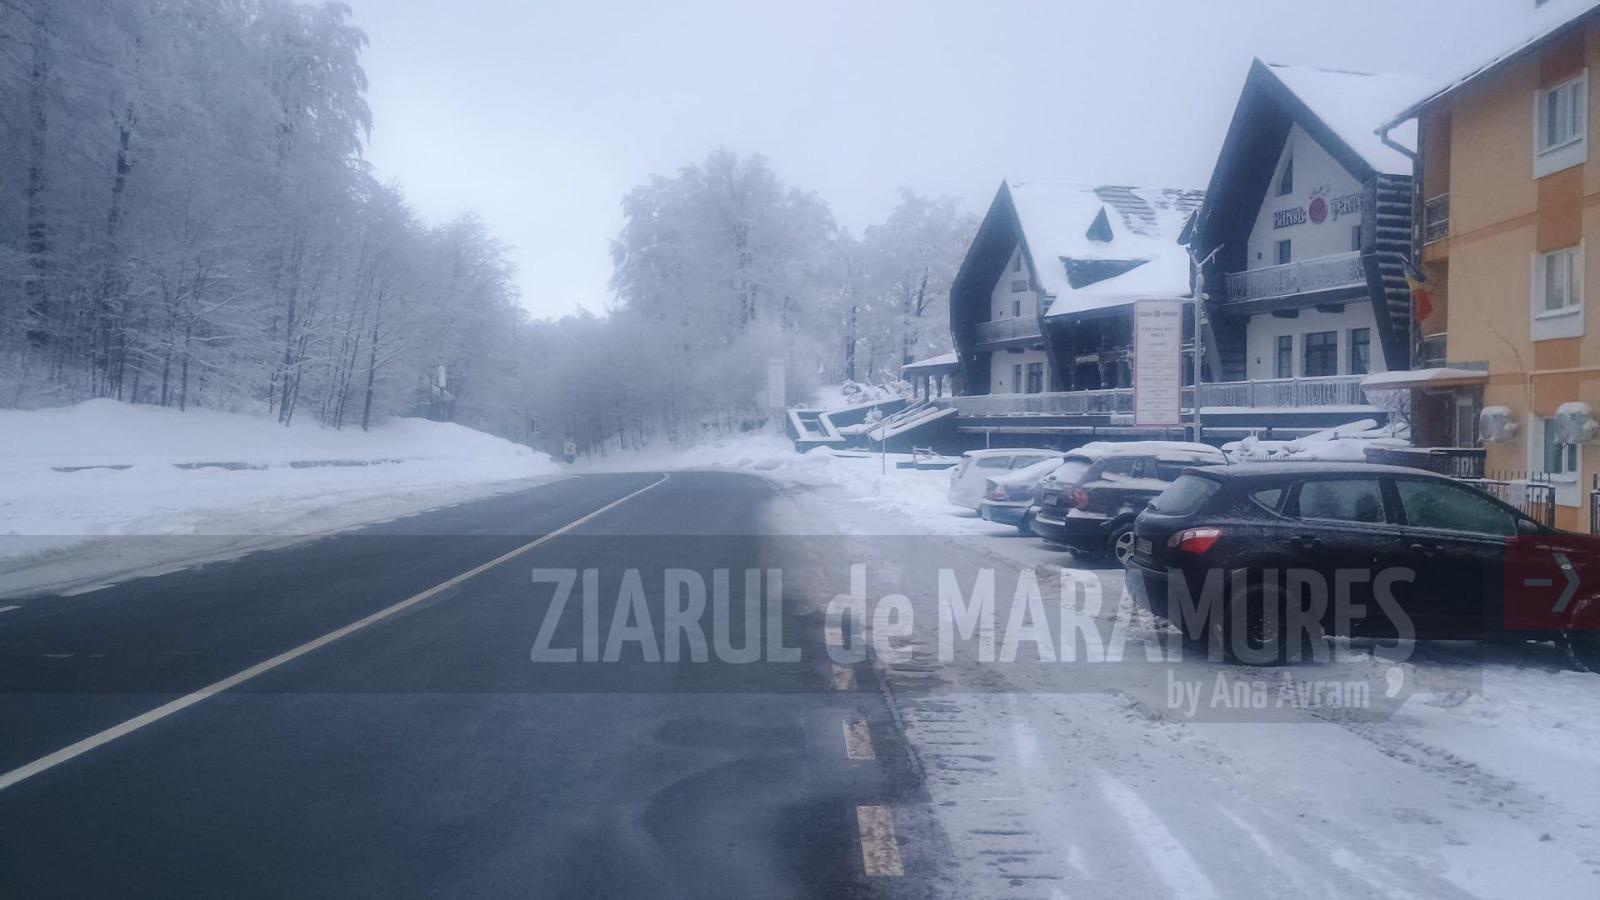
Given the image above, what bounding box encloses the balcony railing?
[975,315,1042,346]
[1423,193,1449,244]
[946,375,1369,417]
[1223,251,1366,303]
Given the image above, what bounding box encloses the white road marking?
[855,805,905,877]
[0,474,669,793]
[0,605,21,614]
[843,719,875,760]
[832,664,856,690]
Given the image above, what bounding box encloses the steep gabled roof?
[1190,59,1428,267]
[1386,0,1600,126]
[1266,64,1431,177]
[1003,181,1202,316]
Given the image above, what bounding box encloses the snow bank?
[0,400,560,595]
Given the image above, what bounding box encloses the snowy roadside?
[667,433,1600,898]
[0,400,563,598]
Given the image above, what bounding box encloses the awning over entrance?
[1360,367,1488,391]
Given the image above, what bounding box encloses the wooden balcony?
[1222,251,1366,304]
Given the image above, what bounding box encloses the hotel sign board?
[1133,299,1184,427]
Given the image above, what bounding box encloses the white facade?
[991,244,1040,320]
[989,347,1052,394]
[1241,123,1388,378]
[987,244,1050,393]
[1246,124,1365,269]
[1244,303,1387,380]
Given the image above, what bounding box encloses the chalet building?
[1379,0,1600,528]
[1186,60,1431,392]
[950,181,1202,398]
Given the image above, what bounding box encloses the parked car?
[1125,462,1600,669]
[979,457,1066,532]
[1029,441,1227,564]
[947,448,1060,511]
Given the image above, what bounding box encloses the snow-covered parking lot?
[633,435,1600,897]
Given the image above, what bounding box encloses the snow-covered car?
[947,448,1060,511]
[1029,441,1226,564]
[978,456,1066,532]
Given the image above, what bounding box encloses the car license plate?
[1042,491,1058,507]
[1136,538,1152,557]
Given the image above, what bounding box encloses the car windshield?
[5,2,1597,897]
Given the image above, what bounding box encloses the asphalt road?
[0,472,934,899]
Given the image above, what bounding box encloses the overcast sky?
[349,0,1530,320]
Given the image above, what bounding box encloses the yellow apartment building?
[1384,0,1600,530]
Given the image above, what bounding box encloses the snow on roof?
[1004,182,1202,318]
[1263,63,1433,176]
[901,351,959,371]
[1360,367,1488,390]
[1066,440,1226,462]
[1386,0,1600,125]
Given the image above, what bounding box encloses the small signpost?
[1133,299,1184,428]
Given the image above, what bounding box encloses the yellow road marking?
[0,474,670,793]
[842,719,875,760]
[855,805,905,876]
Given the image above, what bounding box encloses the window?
[1099,457,1137,479]
[1010,453,1053,469]
[1277,155,1293,196]
[1538,247,1579,313]
[1275,335,1293,379]
[1542,417,1579,477]
[1149,475,1220,515]
[1025,362,1044,394]
[1395,479,1516,537]
[1349,327,1371,375]
[1012,296,1022,317]
[1013,251,1021,273]
[975,456,1010,469]
[1296,479,1385,523]
[1538,75,1585,153]
[1303,331,1337,377]
[1535,73,1587,177]
[1275,239,1292,265]
[1011,364,1022,392]
[1350,224,1363,252]
[1249,486,1285,513]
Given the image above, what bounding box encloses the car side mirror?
[1517,518,1543,536]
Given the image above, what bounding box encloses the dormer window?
[1086,208,1113,243]
[1277,156,1294,196]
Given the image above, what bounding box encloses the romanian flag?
[1401,257,1434,321]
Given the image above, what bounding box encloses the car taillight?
[1168,527,1222,554]
[1071,488,1090,510]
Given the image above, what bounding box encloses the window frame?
[1274,334,1293,379]
[1391,477,1519,539]
[1533,71,1587,178]
[1531,242,1584,341]
[1302,330,1338,377]
[1348,327,1371,376]
[1277,155,1294,197]
[1275,239,1292,266]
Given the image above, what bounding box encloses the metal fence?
[1223,251,1366,302]
[1461,472,1556,528]
[1590,473,1600,535]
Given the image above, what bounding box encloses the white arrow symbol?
[1552,552,1578,614]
